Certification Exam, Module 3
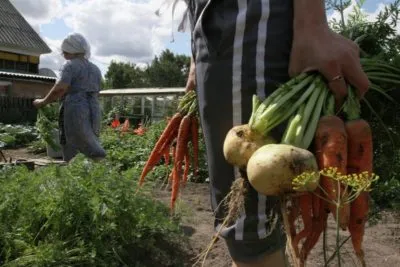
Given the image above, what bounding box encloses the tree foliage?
[103,49,190,89]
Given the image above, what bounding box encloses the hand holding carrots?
[289,24,370,108]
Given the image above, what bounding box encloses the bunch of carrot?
[256,58,399,266]
[286,88,373,267]
[138,90,199,211]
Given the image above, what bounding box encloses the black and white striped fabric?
[186,0,294,261]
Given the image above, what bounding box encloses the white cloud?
[10,0,63,31]
[61,0,188,63]
[328,0,390,26]
[39,37,65,75]
[328,0,400,36]
[11,0,190,75]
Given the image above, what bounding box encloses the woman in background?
[33,33,106,162]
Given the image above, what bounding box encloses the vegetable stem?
[294,85,322,147]
[302,83,328,149]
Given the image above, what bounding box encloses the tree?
[103,50,191,89]
[104,61,147,89]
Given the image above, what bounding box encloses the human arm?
[289,0,369,107]
[185,55,196,92]
[33,61,74,108]
[33,82,69,108]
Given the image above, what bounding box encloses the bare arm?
[293,0,327,30]
[33,82,69,108]
[185,55,196,92]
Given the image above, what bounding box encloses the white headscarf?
[61,33,91,59]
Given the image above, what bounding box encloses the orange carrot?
[139,113,182,186]
[299,200,329,264]
[170,167,179,211]
[171,142,176,162]
[174,115,192,182]
[159,127,178,154]
[346,119,373,267]
[190,115,199,176]
[314,115,350,230]
[163,147,170,166]
[182,149,190,185]
[288,198,299,238]
[293,193,313,256]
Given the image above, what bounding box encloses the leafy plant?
[0,123,38,148]
[100,120,209,183]
[27,139,47,154]
[0,156,190,266]
[36,104,60,151]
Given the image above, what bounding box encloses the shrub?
[0,156,189,266]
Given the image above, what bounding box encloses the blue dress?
[58,58,106,161]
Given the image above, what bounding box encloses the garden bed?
[1,147,399,267]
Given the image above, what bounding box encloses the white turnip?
[223,124,275,169]
[246,144,319,196]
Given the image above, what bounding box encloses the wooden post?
[141,96,145,122]
[151,96,156,120]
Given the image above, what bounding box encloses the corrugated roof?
[0,71,56,82]
[0,0,51,54]
[99,88,186,97]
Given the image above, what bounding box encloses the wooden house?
[0,0,56,123]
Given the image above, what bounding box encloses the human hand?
[289,24,370,108]
[33,99,46,109]
[185,75,196,93]
[185,56,196,92]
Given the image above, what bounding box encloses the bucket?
[46,129,63,159]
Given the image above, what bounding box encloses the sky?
[8,0,398,76]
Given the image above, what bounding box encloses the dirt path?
[0,148,46,162]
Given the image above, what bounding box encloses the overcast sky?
[8,0,397,76]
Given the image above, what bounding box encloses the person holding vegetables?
[33,33,106,162]
[181,0,370,266]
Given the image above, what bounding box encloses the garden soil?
[2,148,399,267]
[170,182,400,267]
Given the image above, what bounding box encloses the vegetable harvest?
[214,58,395,266]
[138,91,199,211]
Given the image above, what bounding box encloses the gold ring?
[330,75,343,82]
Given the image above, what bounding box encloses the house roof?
[0,0,51,55]
[99,88,186,97]
[0,71,56,82]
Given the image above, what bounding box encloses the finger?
[289,63,316,77]
[331,78,348,110]
[346,39,360,55]
[319,63,348,108]
[342,56,370,98]
[328,77,348,111]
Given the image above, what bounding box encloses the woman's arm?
[293,0,327,29]
[185,55,196,92]
[33,82,69,108]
